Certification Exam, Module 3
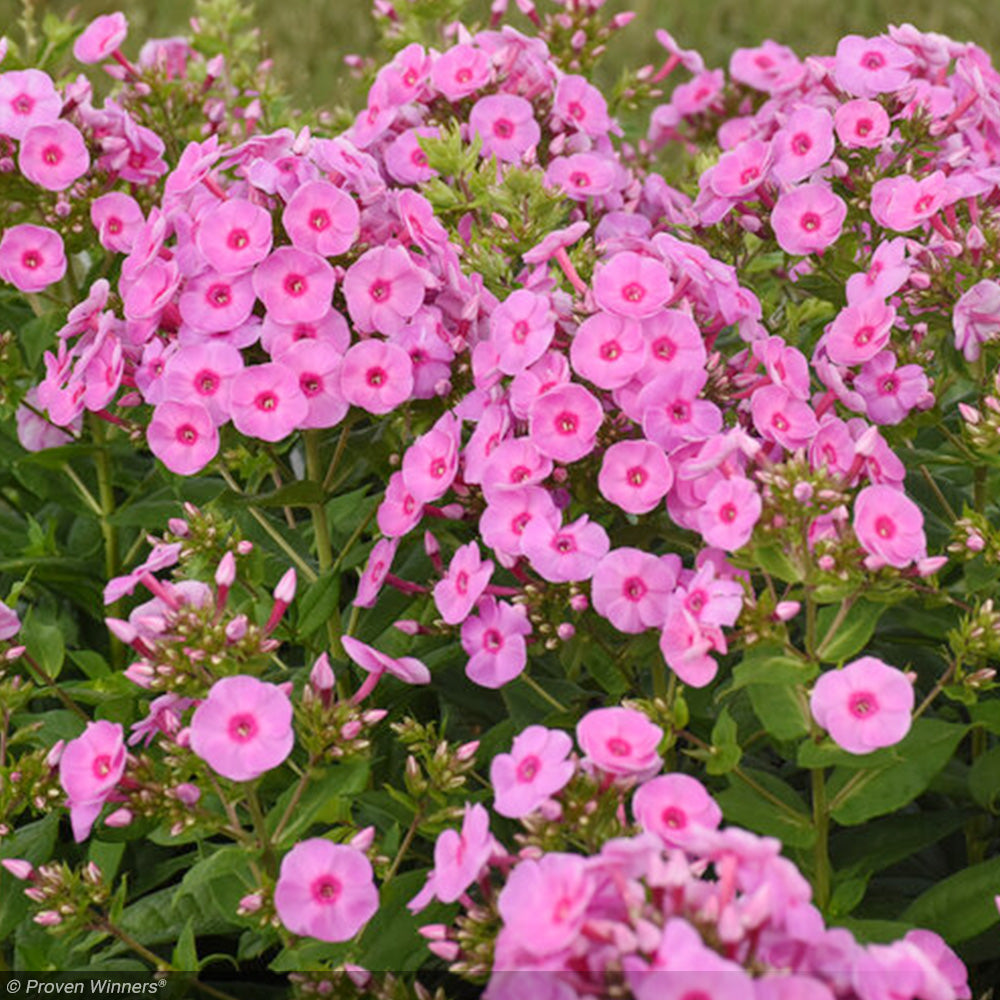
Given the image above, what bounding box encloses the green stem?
[974,466,987,514]
[91,417,122,669]
[811,767,831,911]
[272,754,319,844]
[384,806,424,885]
[98,918,171,972]
[245,785,279,878]
[22,652,88,721]
[322,418,355,493]
[61,463,102,517]
[304,431,333,574]
[522,673,568,713]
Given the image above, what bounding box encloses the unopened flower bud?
[349,826,375,852]
[215,551,236,589]
[557,623,576,640]
[238,892,263,914]
[225,615,249,641]
[455,740,479,761]
[1,859,33,880]
[104,808,133,828]
[570,594,589,612]
[310,653,335,693]
[167,518,189,537]
[34,910,62,926]
[274,568,297,604]
[773,601,801,622]
[341,720,362,740]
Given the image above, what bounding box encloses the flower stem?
[384,806,424,885]
[811,767,831,911]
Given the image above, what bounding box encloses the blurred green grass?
[2,0,998,107]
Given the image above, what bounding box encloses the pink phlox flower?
[834,98,891,149]
[278,340,348,429]
[274,839,379,942]
[253,247,335,325]
[408,803,495,912]
[230,363,308,442]
[196,198,273,274]
[469,93,541,163]
[402,413,460,504]
[570,311,646,389]
[431,43,493,101]
[376,42,432,106]
[834,35,913,98]
[553,74,612,137]
[593,251,673,319]
[163,137,223,201]
[810,656,914,754]
[509,350,572,420]
[489,289,556,375]
[545,153,619,201]
[729,41,804,93]
[340,634,430,685]
[771,183,847,256]
[854,350,930,425]
[377,471,425,538]
[771,106,835,185]
[73,12,127,64]
[852,484,926,569]
[340,339,415,415]
[16,386,78,452]
[751,336,811,400]
[954,279,1000,361]
[0,224,66,293]
[0,599,19,640]
[0,69,62,139]
[343,245,426,336]
[384,127,440,186]
[282,179,359,257]
[121,258,180,323]
[521,512,610,583]
[870,171,957,232]
[259,308,350,359]
[128,693,192,747]
[750,383,819,451]
[479,486,560,561]
[576,706,663,779]
[91,194,144,255]
[674,562,744,627]
[189,675,294,781]
[632,774,722,849]
[490,726,575,818]
[102,542,182,605]
[178,270,256,335]
[591,547,676,634]
[461,596,531,688]
[495,853,594,957]
[697,476,762,551]
[598,438,673,515]
[147,400,219,476]
[528,382,603,464]
[710,139,773,199]
[462,402,511,485]
[639,369,722,452]
[669,70,726,118]
[659,601,727,688]
[637,309,708,383]
[20,120,89,191]
[434,542,494,625]
[59,720,127,842]
[354,537,399,609]
[846,238,910,305]
[901,930,972,1000]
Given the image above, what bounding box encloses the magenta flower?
[274,839,378,942]
[19,121,89,191]
[385,127,440,185]
[834,34,912,98]
[469,94,540,163]
[354,537,398,609]
[771,183,847,256]
[846,238,910,306]
[710,139,772,198]
[0,224,66,292]
[750,384,819,451]
[810,657,914,754]
[852,484,927,569]
[479,487,560,559]
[73,12,128,63]
[594,251,672,319]
[0,69,62,140]
[340,339,414,415]
[591,548,675,634]
[230,363,308,441]
[639,369,722,452]
[641,309,708,379]
[189,675,294,782]
[570,312,646,389]
[196,199,273,274]
[521,513,609,583]
[496,853,593,957]
[434,542,494,625]
[598,439,673,514]
[954,279,1000,362]
[632,773,722,847]
[377,471,424,538]
[282,180,359,257]
[545,153,618,201]
[409,803,494,912]
[253,247,335,324]
[480,438,553,500]
[490,290,556,375]
[576,706,663,779]
[147,400,219,475]
[490,726,575,818]
[855,351,930,425]
[162,342,243,426]
[870,172,955,232]
[432,43,492,101]
[343,246,425,335]
[402,412,460,502]
[528,383,603,464]
[179,270,256,334]
[659,603,725,688]
[772,106,834,184]
[460,597,531,688]
[59,720,126,842]
[696,477,761,552]
[834,98,891,149]
[91,193,144,254]
[279,341,348,429]
[553,74,611,137]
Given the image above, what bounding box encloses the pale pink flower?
[553,74,612,137]
[846,238,910,305]
[253,247,335,324]
[59,720,126,842]
[570,312,646,389]
[340,634,431,686]
[282,180,359,257]
[771,183,847,256]
[632,773,722,847]
[479,487,560,558]
[354,538,398,608]
[230,363,308,441]
[340,339,414,415]
[20,121,89,191]
[377,471,424,538]
[852,484,926,569]
[545,153,618,201]
[147,400,219,475]
[750,384,819,451]
[528,383,603,464]
[0,600,20,640]
[461,597,531,688]
[697,477,761,551]
[179,270,256,334]
[639,369,722,452]
[640,309,707,380]
[521,513,609,583]
[402,413,460,502]
[954,279,1000,362]
[73,12,128,64]
[469,94,540,162]
[576,706,663,778]
[772,106,835,184]
[0,224,66,292]
[274,839,378,942]
[870,172,955,232]
[343,246,425,336]
[91,193,144,254]
[434,542,494,625]
[593,251,673,319]
[810,656,914,754]
[384,127,439,185]
[659,602,726,688]
[432,44,492,101]
[279,341,348,429]
[490,289,555,375]
[196,199,273,274]
[855,351,930,425]
[598,439,673,514]
[490,726,575,818]
[0,69,62,139]
[480,438,552,501]
[591,548,675,633]
[834,99,891,148]
[710,139,772,198]
[834,35,912,98]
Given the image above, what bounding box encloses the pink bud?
[167,518,189,536]
[4,645,25,661]
[418,923,449,941]
[215,551,236,589]
[274,568,297,604]
[438,504,465,519]
[345,966,371,989]
[773,601,801,622]
[45,740,65,768]
[428,941,460,961]
[34,910,62,926]
[569,594,589,612]
[341,720,363,740]
[349,826,375,851]
[172,783,201,805]
[1,858,34,880]
[958,402,981,424]
[362,709,387,725]
[105,618,138,644]
[556,623,575,640]
[916,555,949,577]
[538,799,563,822]
[394,619,421,636]
[225,615,248,641]
[124,662,154,687]
[104,808,133,828]
[793,482,814,503]
[237,540,254,555]
[310,653,335,692]
[968,534,987,552]
[455,740,479,761]
[238,892,263,913]
[423,531,440,559]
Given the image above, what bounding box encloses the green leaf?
[172,917,198,971]
[969,745,1000,811]
[828,719,969,826]
[716,769,815,847]
[22,615,65,679]
[903,854,1000,942]
[815,599,886,662]
[969,699,1000,735]
[224,480,325,507]
[748,681,810,741]
[68,649,110,679]
[829,875,869,917]
[706,706,742,775]
[295,571,340,637]
[172,846,255,930]
[268,759,371,848]
[749,542,802,583]
[729,643,815,690]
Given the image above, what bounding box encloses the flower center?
[301,374,322,397]
[512,320,530,344]
[600,340,621,361]
[483,628,504,652]
[12,93,34,115]
[661,806,687,829]
[621,282,645,303]
[670,401,690,423]
[196,370,219,395]
[366,366,387,387]
[607,737,631,757]
[310,875,342,905]
[627,466,648,487]
[791,133,812,155]
[856,119,873,136]
[653,337,676,361]
[556,411,579,435]
[848,690,879,718]
[176,423,199,445]
[739,165,760,186]
[227,713,258,743]
[42,144,63,166]
[862,51,886,70]
[208,283,232,308]
[254,391,279,411]
[369,279,390,302]
[623,576,647,601]
[516,755,540,782]
[874,514,895,539]
[92,754,112,779]
[227,228,249,249]
[284,274,307,296]
[21,250,41,269]
[493,118,514,139]
[570,171,591,188]
[800,212,821,232]
[719,502,738,523]
[553,534,577,554]
[309,209,330,231]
